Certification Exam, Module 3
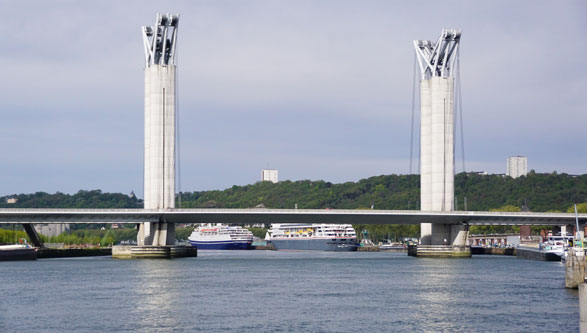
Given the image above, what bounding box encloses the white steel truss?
[414,29,461,80]
[142,13,179,67]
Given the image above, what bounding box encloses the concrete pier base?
[580,284,587,333]
[112,245,197,259]
[566,249,586,289]
[408,245,471,258]
[169,246,198,258]
[131,246,170,259]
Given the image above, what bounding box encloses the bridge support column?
[23,223,44,248]
[451,224,469,246]
[113,13,183,259]
[422,224,468,246]
[138,221,176,246]
[411,224,470,258]
[412,29,470,258]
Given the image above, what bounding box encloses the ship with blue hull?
[266,223,358,251]
[188,224,254,250]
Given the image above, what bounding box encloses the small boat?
[379,241,406,251]
[516,242,563,261]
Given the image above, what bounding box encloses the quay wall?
[358,246,379,252]
[566,250,586,289]
[471,247,516,256]
[409,245,471,258]
[38,248,111,259]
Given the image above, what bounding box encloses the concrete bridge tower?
[414,29,469,257]
[138,13,179,246]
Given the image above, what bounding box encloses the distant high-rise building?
[34,223,70,238]
[507,156,528,178]
[262,169,278,183]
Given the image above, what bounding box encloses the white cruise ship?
[188,224,254,250]
[266,224,358,251]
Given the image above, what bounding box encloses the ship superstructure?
[188,224,253,250]
[266,224,358,251]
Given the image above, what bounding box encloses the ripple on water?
[0,252,578,332]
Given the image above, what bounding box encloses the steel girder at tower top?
[414,29,461,80]
[142,13,179,67]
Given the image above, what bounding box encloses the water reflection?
[0,253,578,332]
[130,260,184,331]
[409,259,464,330]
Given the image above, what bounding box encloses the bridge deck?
[0,208,585,225]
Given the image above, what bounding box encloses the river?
[0,251,578,332]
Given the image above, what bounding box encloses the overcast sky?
[0,0,585,197]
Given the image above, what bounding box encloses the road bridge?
[0,208,584,225]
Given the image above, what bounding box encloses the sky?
[0,0,585,197]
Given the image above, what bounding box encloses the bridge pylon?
[112,13,197,258]
[138,13,179,248]
[413,29,470,258]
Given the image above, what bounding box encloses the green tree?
[568,203,587,213]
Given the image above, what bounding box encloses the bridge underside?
[0,209,585,225]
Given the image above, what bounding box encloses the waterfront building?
[261,169,278,183]
[507,156,528,179]
[34,223,70,238]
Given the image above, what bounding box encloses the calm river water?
[0,251,579,332]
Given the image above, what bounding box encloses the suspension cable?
[409,51,419,209]
[409,51,417,175]
[175,34,182,209]
[457,46,465,173]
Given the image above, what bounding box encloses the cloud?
[0,0,585,195]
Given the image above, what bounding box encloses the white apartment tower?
[262,169,278,183]
[507,156,528,179]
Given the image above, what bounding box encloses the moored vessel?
[379,241,407,252]
[0,244,37,261]
[266,223,358,251]
[188,224,254,250]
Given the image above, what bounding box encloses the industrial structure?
[414,29,468,256]
[139,13,179,247]
[262,169,278,183]
[507,156,528,179]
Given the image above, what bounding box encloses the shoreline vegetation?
[1,172,586,245]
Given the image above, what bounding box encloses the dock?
[470,246,516,256]
[566,248,586,289]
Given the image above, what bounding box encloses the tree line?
[1,172,586,243]
[177,172,587,213]
[3,173,584,213]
